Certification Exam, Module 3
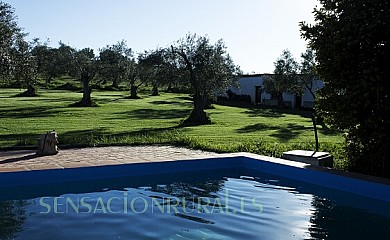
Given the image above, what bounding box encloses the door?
[255,86,262,104]
[295,95,302,108]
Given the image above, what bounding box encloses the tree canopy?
[12,34,37,96]
[299,48,318,100]
[98,40,132,89]
[301,0,390,177]
[1,1,37,95]
[263,49,302,107]
[0,1,20,79]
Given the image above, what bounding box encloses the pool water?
[1,168,390,240]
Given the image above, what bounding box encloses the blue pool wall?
[0,157,243,187]
[242,157,390,202]
[1,156,390,202]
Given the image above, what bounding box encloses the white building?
[229,74,324,108]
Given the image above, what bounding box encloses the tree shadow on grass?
[236,123,311,142]
[123,126,185,136]
[59,126,186,143]
[241,106,313,119]
[0,106,64,119]
[0,129,109,149]
[0,133,41,148]
[243,108,285,118]
[148,100,192,107]
[94,97,125,105]
[149,100,176,105]
[112,108,191,120]
[58,128,110,143]
[171,96,193,102]
[18,97,78,103]
[0,118,189,142]
[269,123,311,142]
[0,125,191,151]
[94,93,126,97]
[236,123,279,133]
[0,129,111,149]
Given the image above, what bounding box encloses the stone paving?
[0,145,222,173]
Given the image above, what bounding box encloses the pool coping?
[2,147,390,187]
[235,152,390,186]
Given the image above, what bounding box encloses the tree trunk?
[45,77,51,84]
[129,84,139,99]
[203,96,213,109]
[25,83,37,97]
[112,79,119,89]
[151,86,159,96]
[81,78,92,106]
[277,92,284,107]
[312,114,319,152]
[183,92,211,125]
[166,83,172,92]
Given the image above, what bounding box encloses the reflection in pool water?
[1,169,390,239]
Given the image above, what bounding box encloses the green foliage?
[0,2,37,95]
[137,48,175,96]
[0,1,21,80]
[98,40,133,88]
[56,42,75,76]
[300,0,390,177]
[263,49,302,106]
[31,40,60,84]
[12,36,38,96]
[299,48,318,99]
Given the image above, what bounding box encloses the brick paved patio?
[0,145,222,173]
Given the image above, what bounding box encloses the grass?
[0,88,347,169]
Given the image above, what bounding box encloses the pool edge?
[1,152,390,202]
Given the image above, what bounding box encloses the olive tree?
[171,33,241,125]
[31,39,62,84]
[98,40,132,88]
[0,1,20,81]
[12,36,38,96]
[1,1,37,94]
[137,48,174,96]
[71,48,98,106]
[263,49,302,107]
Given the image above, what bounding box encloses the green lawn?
[0,88,347,168]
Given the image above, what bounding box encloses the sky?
[5,0,319,74]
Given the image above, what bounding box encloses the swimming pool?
[1,155,390,239]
